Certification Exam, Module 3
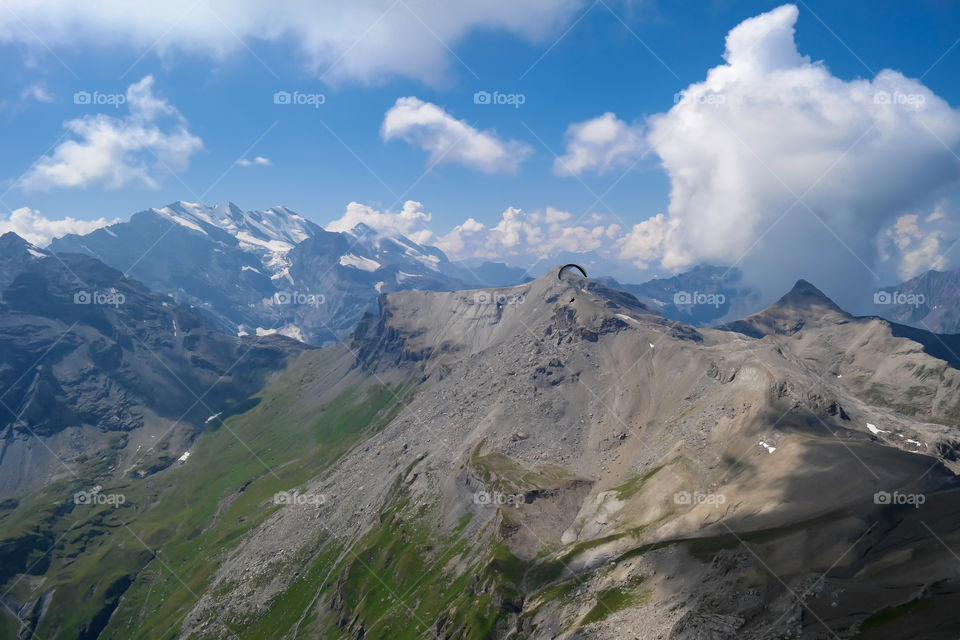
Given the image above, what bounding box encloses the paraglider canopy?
[558,264,588,280]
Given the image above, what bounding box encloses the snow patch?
[159,210,207,234]
[339,253,381,272]
[277,325,305,342]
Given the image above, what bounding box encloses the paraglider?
[558,264,588,280]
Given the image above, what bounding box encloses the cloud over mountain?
[0,207,117,246]
[642,4,960,298]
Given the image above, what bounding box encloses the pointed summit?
[721,279,849,338]
[0,231,48,288]
[774,279,844,313]
[0,231,45,259]
[0,231,29,252]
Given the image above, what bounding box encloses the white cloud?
[879,204,959,279]
[237,156,271,167]
[20,76,202,191]
[322,199,664,280]
[325,199,627,268]
[637,3,960,300]
[382,97,532,174]
[615,214,672,269]
[326,200,435,245]
[0,207,117,246]
[435,205,619,262]
[20,83,53,103]
[554,112,646,176]
[0,0,586,85]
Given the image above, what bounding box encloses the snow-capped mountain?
[150,201,322,282]
[49,201,509,344]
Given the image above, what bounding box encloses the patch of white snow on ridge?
[339,254,381,272]
[163,212,206,234]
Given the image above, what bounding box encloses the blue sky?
[2,1,960,299]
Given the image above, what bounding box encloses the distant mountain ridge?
[873,268,960,334]
[599,264,762,327]
[48,200,960,339]
[50,201,530,345]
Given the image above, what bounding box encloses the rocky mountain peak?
[0,231,48,287]
[721,278,849,338]
[774,278,845,312]
[0,230,28,250]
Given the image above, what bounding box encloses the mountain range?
[2,256,960,638]
[45,201,960,338]
[50,201,530,345]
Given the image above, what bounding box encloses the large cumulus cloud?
[641,4,960,301]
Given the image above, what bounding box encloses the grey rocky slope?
[0,235,309,497]
[49,201,515,345]
[169,268,960,638]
